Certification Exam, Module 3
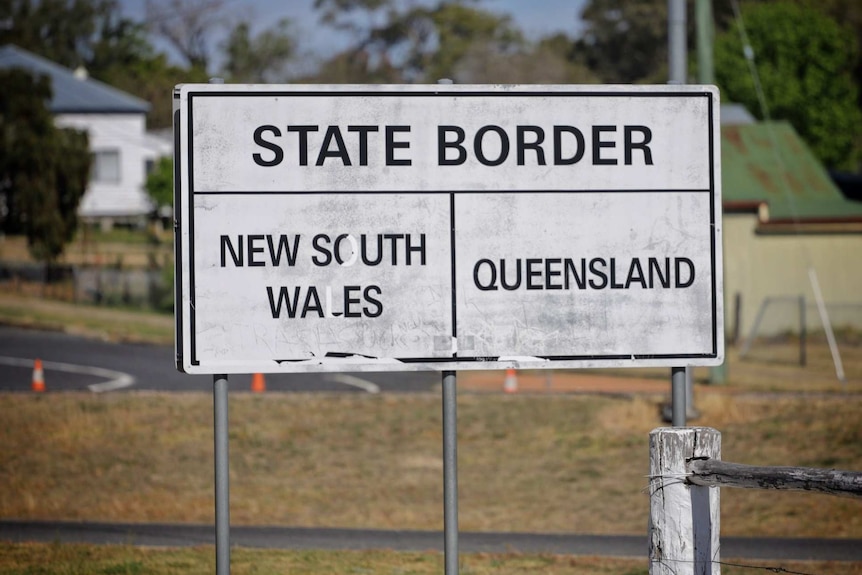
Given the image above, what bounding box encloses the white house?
[0,45,171,228]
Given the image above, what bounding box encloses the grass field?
[2,391,861,537]
[3,542,862,575]
[0,229,172,269]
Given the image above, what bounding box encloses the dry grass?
[701,340,862,392]
[564,339,862,394]
[0,291,173,344]
[1,391,860,539]
[0,231,171,268]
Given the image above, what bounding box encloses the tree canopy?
[144,156,173,211]
[221,18,295,83]
[144,0,228,71]
[303,1,524,83]
[714,2,862,169]
[576,0,672,84]
[1,0,119,70]
[0,0,159,78]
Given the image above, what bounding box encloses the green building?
[720,106,862,342]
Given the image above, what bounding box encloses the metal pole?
[732,292,742,346]
[442,370,459,575]
[438,75,458,575]
[808,267,847,384]
[699,0,725,388]
[214,374,230,575]
[671,367,687,427]
[207,76,230,575]
[799,295,807,367]
[669,1,688,427]
[695,0,715,85]
[668,0,687,84]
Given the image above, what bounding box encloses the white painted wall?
[55,113,171,220]
[723,213,862,337]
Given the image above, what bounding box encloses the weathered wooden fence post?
[649,427,721,575]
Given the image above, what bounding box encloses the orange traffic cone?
[32,359,45,393]
[503,368,518,394]
[251,372,266,393]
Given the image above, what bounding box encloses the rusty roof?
[721,121,862,222]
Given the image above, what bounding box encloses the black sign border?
[178,88,719,371]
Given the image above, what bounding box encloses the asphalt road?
[2,521,862,561]
[0,326,439,393]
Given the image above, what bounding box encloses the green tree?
[306,49,404,83]
[795,0,862,118]
[572,0,755,84]
[452,33,598,84]
[83,4,208,129]
[577,0,672,84]
[0,0,140,73]
[100,53,208,130]
[221,18,296,83]
[1,0,108,68]
[715,2,862,169]
[403,2,523,82]
[0,69,90,268]
[144,0,229,71]
[311,0,525,83]
[144,156,173,211]
[803,0,862,161]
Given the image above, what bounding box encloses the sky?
[118,0,589,72]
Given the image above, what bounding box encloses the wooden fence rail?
[687,458,862,499]
[648,427,862,575]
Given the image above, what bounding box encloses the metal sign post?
[442,370,459,574]
[669,0,691,427]
[439,78,460,575]
[213,374,230,574]
[671,367,687,427]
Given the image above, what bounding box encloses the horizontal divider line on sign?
[190,188,714,196]
[188,90,714,99]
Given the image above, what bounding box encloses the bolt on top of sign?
[175,83,723,374]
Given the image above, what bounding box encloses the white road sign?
[175,84,723,374]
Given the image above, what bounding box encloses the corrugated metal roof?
[721,121,862,222]
[0,44,149,114]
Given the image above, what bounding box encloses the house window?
[91,150,120,183]
[145,158,155,176]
